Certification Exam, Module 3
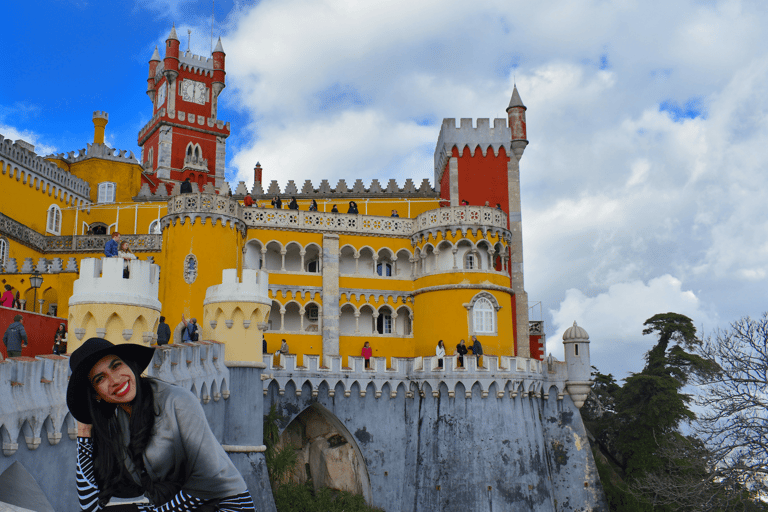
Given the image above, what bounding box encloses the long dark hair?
[87,360,159,505]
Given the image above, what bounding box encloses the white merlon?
[69,257,161,310]
[204,269,270,305]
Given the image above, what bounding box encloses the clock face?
[157,83,166,107]
[181,79,206,105]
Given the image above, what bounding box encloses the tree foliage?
[582,312,766,511]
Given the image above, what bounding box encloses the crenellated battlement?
[51,142,139,165]
[69,257,161,310]
[433,117,511,186]
[245,177,436,198]
[0,135,91,205]
[262,352,579,403]
[179,50,215,71]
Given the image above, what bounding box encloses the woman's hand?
[77,421,92,438]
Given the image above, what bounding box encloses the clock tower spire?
[137,27,230,192]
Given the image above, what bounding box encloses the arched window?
[46,205,62,235]
[184,254,198,284]
[473,298,495,334]
[97,182,116,203]
[149,220,161,234]
[464,252,476,270]
[0,237,8,269]
[307,259,319,273]
[376,308,392,334]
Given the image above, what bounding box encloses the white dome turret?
[562,321,592,408]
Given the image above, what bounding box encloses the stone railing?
[262,353,574,401]
[0,212,47,251]
[243,209,414,237]
[41,234,163,253]
[166,192,242,218]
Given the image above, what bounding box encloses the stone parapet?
[69,257,161,310]
[263,353,575,402]
[162,193,245,236]
[39,234,163,254]
[243,209,413,238]
[0,135,91,205]
[412,205,510,243]
[0,355,71,457]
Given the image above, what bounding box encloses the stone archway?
[276,403,372,503]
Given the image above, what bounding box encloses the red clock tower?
[138,26,230,193]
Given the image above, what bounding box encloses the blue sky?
[3,0,768,380]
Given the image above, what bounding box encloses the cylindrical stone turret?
[159,193,246,340]
[92,111,109,145]
[562,321,592,408]
[203,268,271,362]
[68,257,161,352]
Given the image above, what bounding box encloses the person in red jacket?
[1,285,13,308]
[362,341,372,369]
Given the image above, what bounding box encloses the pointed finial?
[168,24,179,41]
[508,85,525,110]
[187,29,191,52]
[213,37,224,54]
[150,46,161,62]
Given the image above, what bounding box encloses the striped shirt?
[76,438,256,511]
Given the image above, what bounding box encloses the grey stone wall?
[264,375,608,512]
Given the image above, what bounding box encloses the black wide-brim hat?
[66,338,155,424]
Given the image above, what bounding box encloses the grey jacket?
[3,322,27,352]
[116,380,247,501]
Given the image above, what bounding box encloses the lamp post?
[30,271,43,313]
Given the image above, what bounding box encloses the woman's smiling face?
[88,355,137,406]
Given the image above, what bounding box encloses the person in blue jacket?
[104,232,120,258]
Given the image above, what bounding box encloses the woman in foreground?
[67,338,256,511]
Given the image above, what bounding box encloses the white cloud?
[0,124,57,156]
[548,275,714,378]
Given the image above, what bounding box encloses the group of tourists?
[438,336,484,369]
[104,232,137,278]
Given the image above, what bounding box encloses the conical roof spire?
[168,24,179,41]
[507,85,526,110]
[150,46,161,62]
[213,37,225,53]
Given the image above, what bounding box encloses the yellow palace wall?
[159,218,244,332]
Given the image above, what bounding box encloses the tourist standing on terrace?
[104,232,120,258]
[456,339,468,368]
[362,341,372,369]
[1,285,14,308]
[53,323,67,355]
[436,340,445,369]
[3,315,27,358]
[68,338,256,511]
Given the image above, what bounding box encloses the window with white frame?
[0,237,7,269]
[97,182,116,203]
[376,309,392,334]
[464,252,476,270]
[473,297,495,333]
[376,262,392,276]
[46,205,62,235]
